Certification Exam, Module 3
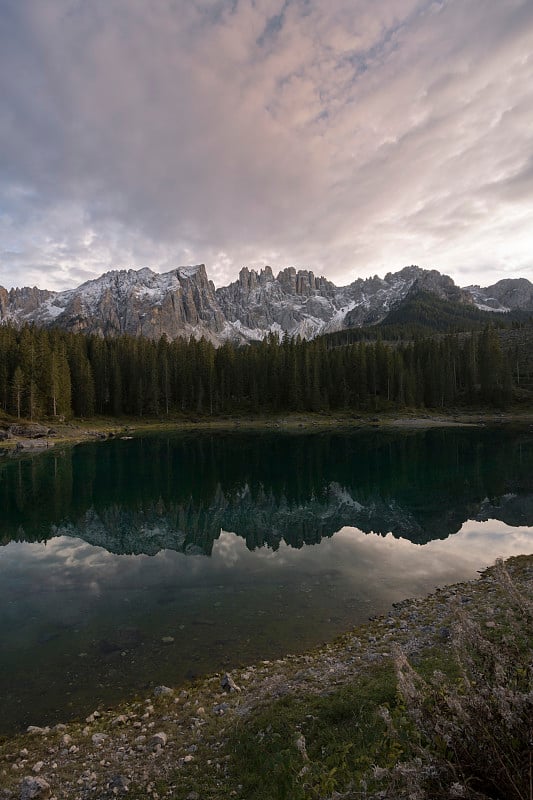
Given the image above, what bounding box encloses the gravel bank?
[1,555,531,800]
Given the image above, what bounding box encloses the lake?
[1,425,533,734]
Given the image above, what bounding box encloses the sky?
[1,0,533,292]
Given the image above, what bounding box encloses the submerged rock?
[15,440,50,452]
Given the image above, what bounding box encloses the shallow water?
[1,427,532,733]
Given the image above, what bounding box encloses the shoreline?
[2,408,533,456]
[1,555,532,799]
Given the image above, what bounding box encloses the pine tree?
[11,366,25,419]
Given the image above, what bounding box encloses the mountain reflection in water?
[1,427,533,554]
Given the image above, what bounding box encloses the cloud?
[1,0,533,290]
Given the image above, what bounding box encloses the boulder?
[9,424,49,439]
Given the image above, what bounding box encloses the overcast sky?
[1,0,533,292]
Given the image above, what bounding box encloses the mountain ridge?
[1,263,531,344]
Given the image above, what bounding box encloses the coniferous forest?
[0,321,529,421]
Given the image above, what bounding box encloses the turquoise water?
[1,427,532,733]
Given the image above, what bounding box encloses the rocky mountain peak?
[274,267,336,297]
[0,285,57,324]
[237,266,275,292]
[484,278,533,309]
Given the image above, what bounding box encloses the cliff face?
[0,286,7,318]
[0,266,226,343]
[0,285,55,320]
[0,263,529,344]
[51,265,226,341]
[215,265,349,339]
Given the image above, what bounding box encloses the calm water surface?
[1,427,533,733]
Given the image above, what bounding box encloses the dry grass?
[371,559,533,800]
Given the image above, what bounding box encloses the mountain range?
[1,264,532,344]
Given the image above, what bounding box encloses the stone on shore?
[151,732,168,749]
[26,727,49,736]
[221,673,241,693]
[153,685,173,697]
[9,424,49,439]
[19,777,51,800]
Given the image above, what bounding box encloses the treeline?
[0,323,518,420]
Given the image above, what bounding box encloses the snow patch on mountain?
[464,285,511,312]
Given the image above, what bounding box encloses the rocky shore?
[1,555,531,800]
[2,409,533,460]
